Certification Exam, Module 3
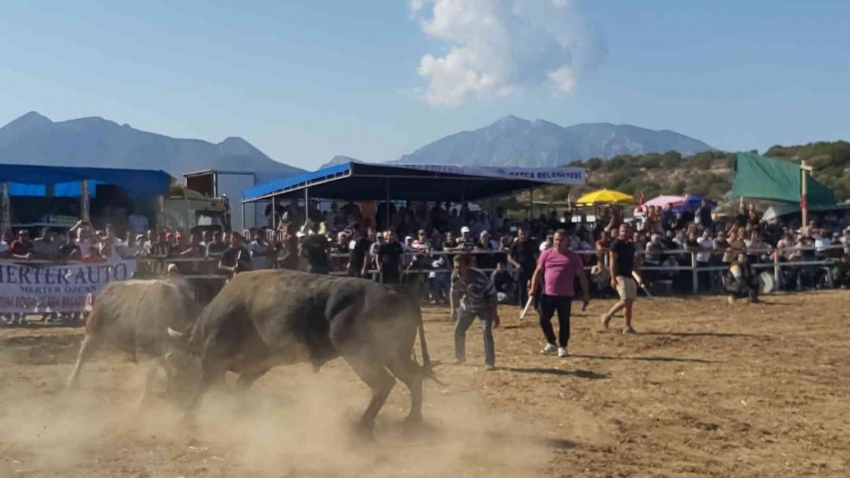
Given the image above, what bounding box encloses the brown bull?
[67,279,200,404]
[176,269,436,431]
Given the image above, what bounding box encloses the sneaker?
[600,314,612,330]
[484,364,496,371]
[622,326,636,334]
[540,343,558,355]
[558,347,568,358]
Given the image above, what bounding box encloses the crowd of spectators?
[3,198,850,318]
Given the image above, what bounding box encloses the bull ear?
[167,327,185,339]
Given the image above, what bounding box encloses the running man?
[451,254,500,370]
[602,224,641,334]
[528,229,590,357]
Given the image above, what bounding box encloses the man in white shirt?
[128,212,150,236]
[842,227,850,255]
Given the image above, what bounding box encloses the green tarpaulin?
[732,152,836,206]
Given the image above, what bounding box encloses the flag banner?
[0,260,137,313]
[389,164,586,185]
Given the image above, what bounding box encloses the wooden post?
[0,182,9,232]
[774,248,782,290]
[691,251,699,294]
[385,178,391,231]
[801,160,813,232]
[81,180,91,223]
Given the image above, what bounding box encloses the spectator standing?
[474,231,497,270]
[128,209,150,235]
[696,199,713,232]
[33,228,60,261]
[347,224,370,278]
[508,228,538,308]
[377,231,405,284]
[248,229,272,269]
[450,254,500,370]
[696,229,715,287]
[219,233,253,279]
[301,223,332,275]
[0,231,13,259]
[206,232,228,256]
[11,230,34,259]
[601,224,641,334]
[540,233,554,252]
[528,229,590,357]
[279,223,300,271]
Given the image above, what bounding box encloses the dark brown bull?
[176,269,435,430]
[67,279,200,403]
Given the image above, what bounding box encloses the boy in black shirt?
[301,223,331,275]
[602,224,641,334]
[347,223,370,278]
[508,228,538,306]
[377,231,405,284]
[219,233,253,279]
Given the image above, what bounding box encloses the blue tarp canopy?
[242,162,586,203]
[0,164,172,197]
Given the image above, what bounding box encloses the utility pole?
[800,160,813,232]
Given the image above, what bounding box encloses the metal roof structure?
[241,162,585,203]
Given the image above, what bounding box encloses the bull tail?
[415,306,442,385]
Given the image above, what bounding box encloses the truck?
[161,185,229,232]
[183,170,261,231]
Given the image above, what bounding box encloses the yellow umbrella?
[576,189,634,206]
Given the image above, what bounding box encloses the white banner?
[389,164,586,186]
[0,260,137,313]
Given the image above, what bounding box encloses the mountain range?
[391,116,714,168]
[0,112,303,181]
[1,112,714,181]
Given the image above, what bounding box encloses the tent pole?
[0,182,9,233]
[304,188,310,227]
[81,180,91,224]
[241,202,246,233]
[801,161,812,232]
[385,178,391,231]
[271,196,277,231]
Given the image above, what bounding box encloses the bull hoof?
[352,422,376,442]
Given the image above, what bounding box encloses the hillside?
[0,112,303,181]
[394,115,715,167]
[502,143,850,211]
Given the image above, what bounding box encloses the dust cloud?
[0,351,552,477]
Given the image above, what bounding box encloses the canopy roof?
[0,164,172,196]
[576,189,633,206]
[732,152,835,206]
[241,162,585,203]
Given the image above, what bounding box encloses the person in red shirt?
[10,230,34,259]
[528,229,590,358]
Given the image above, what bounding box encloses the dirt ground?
[1,291,849,478]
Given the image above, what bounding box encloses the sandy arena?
[1,291,849,478]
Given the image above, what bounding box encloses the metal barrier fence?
[6,244,847,292]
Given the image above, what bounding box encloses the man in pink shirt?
[529,229,590,357]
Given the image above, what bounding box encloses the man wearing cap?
[11,230,34,259]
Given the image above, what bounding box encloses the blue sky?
[1,0,848,171]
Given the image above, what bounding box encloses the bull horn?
[167,327,185,338]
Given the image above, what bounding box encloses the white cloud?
[411,0,601,106]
